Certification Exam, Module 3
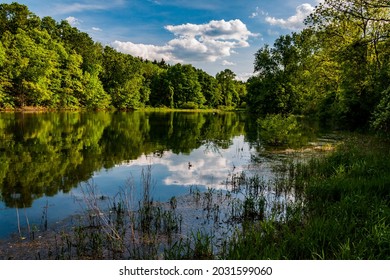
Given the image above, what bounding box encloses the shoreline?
[0,105,249,114]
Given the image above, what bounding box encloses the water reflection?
[122,135,254,189]
[0,111,322,238]
[0,112,254,237]
[0,112,246,207]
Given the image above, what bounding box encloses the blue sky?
[3,0,321,80]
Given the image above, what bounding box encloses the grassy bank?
[224,135,390,259]
[0,107,225,113]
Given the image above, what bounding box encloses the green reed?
[224,135,390,259]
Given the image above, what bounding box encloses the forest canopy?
[0,2,246,110]
[246,0,390,132]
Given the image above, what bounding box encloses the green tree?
[167,64,205,108]
[248,35,300,115]
[216,69,239,107]
[58,52,84,108]
[197,69,222,108]
[306,0,390,128]
[235,81,247,108]
[149,70,173,108]
[80,66,111,109]
[56,20,103,73]
[101,46,147,109]
[0,3,32,35]
[2,28,61,107]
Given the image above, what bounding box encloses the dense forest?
[1,1,390,132]
[0,3,246,111]
[247,0,390,132]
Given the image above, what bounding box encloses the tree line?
[0,3,246,110]
[246,0,390,132]
[1,1,389,133]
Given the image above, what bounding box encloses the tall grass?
[52,166,185,259]
[224,135,390,259]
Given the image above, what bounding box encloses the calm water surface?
[0,111,324,239]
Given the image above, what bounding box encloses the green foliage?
[216,69,241,107]
[0,3,241,111]
[180,101,199,110]
[372,87,390,132]
[225,136,390,259]
[257,114,300,146]
[81,69,111,109]
[167,64,205,108]
[197,69,222,108]
[248,35,300,115]
[248,0,390,132]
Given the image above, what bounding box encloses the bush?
[180,102,198,109]
[257,114,300,146]
[372,87,390,133]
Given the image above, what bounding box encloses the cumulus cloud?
[265,3,315,30]
[112,19,257,64]
[165,19,255,43]
[222,60,236,66]
[111,41,176,62]
[66,16,82,26]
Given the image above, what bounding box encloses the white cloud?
[165,19,255,42]
[112,19,258,64]
[222,60,236,66]
[66,16,82,26]
[92,27,103,31]
[249,7,268,19]
[265,3,315,30]
[236,72,255,82]
[267,29,280,36]
[111,41,176,62]
[118,136,258,189]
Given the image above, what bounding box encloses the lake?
[0,111,332,239]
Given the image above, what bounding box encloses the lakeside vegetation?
[1,1,389,133]
[226,136,390,260]
[0,0,389,259]
[246,0,390,133]
[1,1,390,132]
[2,133,388,260]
